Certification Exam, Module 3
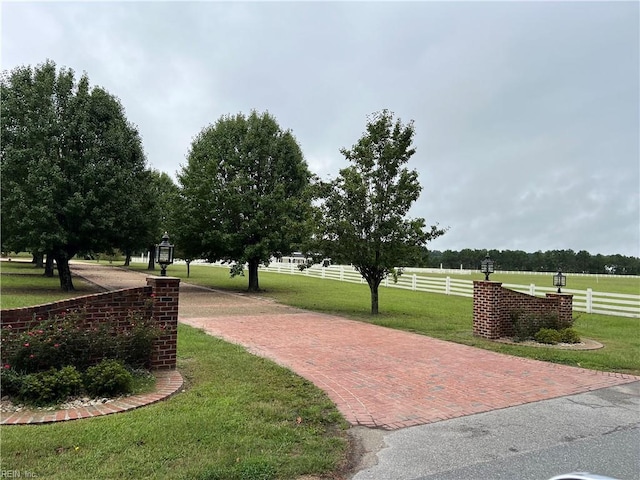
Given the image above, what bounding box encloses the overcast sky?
[2,1,638,257]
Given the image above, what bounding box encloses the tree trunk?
[186,259,191,278]
[44,254,54,277]
[124,250,131,266]
[147,245,156,270]
[248,258,260,292]
[33,252,44,268]
[54,252,75,291]
[362,270,383,315]
[370,282,380,315]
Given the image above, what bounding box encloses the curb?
[1,369,183,425]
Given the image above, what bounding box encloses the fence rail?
[165,260,639,318]
[256,263,639,318]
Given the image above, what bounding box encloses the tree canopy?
[314,110,445,314]
[1,60,151,290]
[176,110,313,291]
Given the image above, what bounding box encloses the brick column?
[546,293,574,329]
[146,276,180,369]
[473,281,503,339]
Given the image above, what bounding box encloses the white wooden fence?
[258,263,639,319]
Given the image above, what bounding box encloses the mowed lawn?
[0,260,100,309]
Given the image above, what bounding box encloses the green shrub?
[2,310,160,373]
[510,310,568,341]
[54,366,83,398]
[0,366,22,397]
[84,359,133,397]
[19,366,83,405]
[534,328,562,344]
[119,317,162,369]
[559,327,581,344]
[1,306,158,404]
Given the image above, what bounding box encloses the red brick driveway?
[178,283,639,430]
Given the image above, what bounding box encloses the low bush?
[510,310,564,341]
[84,359,133,397]
[0,365,22,397]
[559,327,581,344]
[1,308,159,405]
[19,366,83,405]
[2,360,139,406]
[534,328,562,344]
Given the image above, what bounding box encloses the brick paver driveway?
[177,285,639,430]
[74,263,640,430]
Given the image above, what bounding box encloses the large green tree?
[177,110,313,291]
[315,110,446,314]
[1,60,150,290]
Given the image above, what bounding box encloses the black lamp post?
[155,231,174,276]
[480,254,495,281]
[553,269,566,293]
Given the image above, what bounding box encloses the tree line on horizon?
[422,249,640,275]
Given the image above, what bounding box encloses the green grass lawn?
[0,261,99,309]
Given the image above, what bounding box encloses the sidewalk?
[71,262,639,430]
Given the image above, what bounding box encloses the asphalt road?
[352,381,640,480]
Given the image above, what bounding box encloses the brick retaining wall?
[1,277,180,369]
[473,281,573,339]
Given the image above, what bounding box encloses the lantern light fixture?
[480,254,495,281]
[553,269,566,293]
[155,231,174,276]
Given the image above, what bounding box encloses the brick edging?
[0,369,183,425]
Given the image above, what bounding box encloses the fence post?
[445,276,451,295]
[340,266,344,281]
[529,284,535,296]
[412,274,417,291]
[586,288,593,313]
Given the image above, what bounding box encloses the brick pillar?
[146,276,180,369]
[546,293,574,329]
[473,281,503,339]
